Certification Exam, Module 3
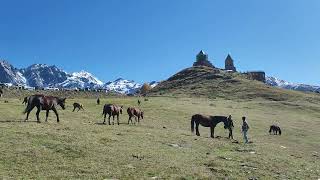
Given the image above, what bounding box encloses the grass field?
[0,96,319,179]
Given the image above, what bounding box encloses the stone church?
[193,50,215,68]
[225,54,237,72]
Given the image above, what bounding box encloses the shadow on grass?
[0,120,39,123]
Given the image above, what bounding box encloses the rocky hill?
[149,66,319,102]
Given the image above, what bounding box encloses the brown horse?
[191,114,233,138]
[127,107,144,124]
[72,102,84,112]
[102,104,123,125]
[22,96,28,105]
[23,94,66,123]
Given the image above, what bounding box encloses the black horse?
[269,125,282,135]
[22,96,28,105]
[191,114,233,138]
[23,94,66,123]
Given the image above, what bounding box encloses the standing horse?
[72,102,84,112]
[23,94,66,123]
[102,104,123,125]
[22,96,28,105]
[127,107,144,124]
[269,125,282,135]
[97,98,100,105]
[191,114,233,138]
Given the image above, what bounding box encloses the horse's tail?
[191,116,195,133]
[269,126,272,133]
[278,127,281,135]
[23,101,30,114]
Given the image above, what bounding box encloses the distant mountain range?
[266,76,320,93]
[0,61,158,94]
[1,60,319,94]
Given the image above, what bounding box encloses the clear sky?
[0,0,319,85]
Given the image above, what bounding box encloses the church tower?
[193,50,214,68]
[225,54,237,72]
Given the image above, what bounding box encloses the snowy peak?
[266,76,320,92]
[104,78,142,94]
[59,70,104,89]
[0,60,26,85]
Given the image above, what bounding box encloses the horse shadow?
[0,120,38,123]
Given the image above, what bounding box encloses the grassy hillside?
[0,96,319,179]
[150,66,320,103]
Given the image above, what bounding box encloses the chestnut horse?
[102,104,123,125]
[191,114,233,138]
[23,94,66,123]
[127,107,144,124]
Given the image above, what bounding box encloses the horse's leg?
[36,106,41,123]
[77,107,80,112]
[195,123,200,136]
[210,126,214,138]
[25,105,35,121]
[103,113,106,124]
[72,107,75,112]
[45,110,49,122]
[128,115,131,124]
[108,114,111,125]
[117,114,119,125]
[52,107,59,123]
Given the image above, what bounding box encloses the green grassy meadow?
[0,96,319,179]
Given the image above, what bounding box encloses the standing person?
[228,115,234,139]
[97,98,100,105]
[241,116,250,143]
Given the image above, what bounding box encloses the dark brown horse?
[102,104,123,125]
[23,94,66,123]
[127,107,144,124]
[191,114,233,138]
[72,102,84,112]
[97,98,100,105]
[269,125,282,135]
[22,96,28,105]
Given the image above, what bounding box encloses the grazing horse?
[269,125,282,135]
[72,102,84,112]
[127,107,144,124]
[191,114,233,138]
[22,96,28,105]
[102,104,123,125]
[97,98,100,105]
[23,94,66,123]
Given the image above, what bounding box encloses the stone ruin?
[244,71,266,83]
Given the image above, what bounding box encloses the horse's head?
[58,98,66,110]
[119,106,123,114]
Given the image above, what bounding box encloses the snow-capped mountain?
[58,71,103,89]
[149,81,159,88]
[104,78,142,94]
[0,61,26,85]
[22,64,68,87]
[266,76,320,92]
[0,60,157,94]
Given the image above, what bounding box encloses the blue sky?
[0,0,319,85]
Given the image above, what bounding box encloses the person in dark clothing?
[241,116,250,143]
